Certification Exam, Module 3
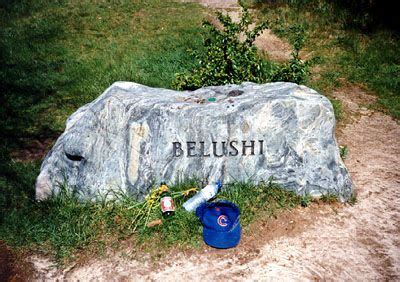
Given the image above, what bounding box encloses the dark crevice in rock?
[65,153,84,162]
[228,90,244,97]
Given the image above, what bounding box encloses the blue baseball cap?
[195,201,241,249]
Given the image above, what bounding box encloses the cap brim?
[203,223,241,249]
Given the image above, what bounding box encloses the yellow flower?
[160,184,169,193]
[183,188,198,197]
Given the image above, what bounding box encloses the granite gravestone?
[36,82,353,201]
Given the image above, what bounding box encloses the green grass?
[319,193,339,203]
[256,2,400,119]
[0,169,303,264]
[0,0,204,144]
[336,31,400,117]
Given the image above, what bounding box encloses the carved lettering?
[229,140,239,156]
[187,141,197,157]
[172,140,264,157]
[200,141,210,157]
[242,140,255,155]
[212,141,226,157]
[172,142,183,157]
[259,140,264,155]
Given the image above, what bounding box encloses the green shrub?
[173,2,316,90]
[272,24,317,84]
[173,3,273,90]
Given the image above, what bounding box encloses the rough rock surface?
[36,82,352,201]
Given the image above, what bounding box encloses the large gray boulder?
[36,82,353,201]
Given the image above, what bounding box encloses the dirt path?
[0,241,33,281]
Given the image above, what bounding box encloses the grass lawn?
[0,0,204,140]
